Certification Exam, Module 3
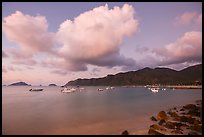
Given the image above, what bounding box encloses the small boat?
[106,87,110,90]
[150,88,159,93]
[61,88,76,93]
[29,88,43,91]
[110,87,114,89]
[162,88,166,91]
[98,88,103,91]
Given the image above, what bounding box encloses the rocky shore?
[121,100,202,135]
[148,100,202,135]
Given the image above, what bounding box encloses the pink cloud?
[175,12,202,30]
[175,11,198,25]
[51,70,68,75]
[3,11,54,57]
[56,4,139,71]
[12,59,37,66]
[154,31,202,65]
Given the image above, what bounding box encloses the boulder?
[158,119,166,126]
[190,124,202,133]
[169,112,179,118]
[180,116,189,122]
[148,128,164,135]
[150,124,166,131]
[183,104,197,110]
[180,108,184,111]
[157,111,168,120]
[171,129,183,134]
[188,131,199,135]
[164,122,176,129]
[121,130,129,135]
[150,116,157,121]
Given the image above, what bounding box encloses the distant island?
[65,64,202,86]
[9,81,31,86]
[49,84,57,86]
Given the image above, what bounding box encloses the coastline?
[122,99,202,135]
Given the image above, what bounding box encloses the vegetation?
[65,64,202,86]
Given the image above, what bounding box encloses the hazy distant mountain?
[9,82,31,86]
[48,84,57,86]
[65,64,202,86]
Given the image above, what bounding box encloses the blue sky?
[2,2,202,85]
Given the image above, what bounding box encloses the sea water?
[2,86,202,135]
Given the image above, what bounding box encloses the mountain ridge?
[65,64,202,86]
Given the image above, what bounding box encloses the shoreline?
[121,99,202,135]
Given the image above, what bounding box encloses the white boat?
[106,87,110,90]
[61,88,76,93]
[29,88,43,91]
[106,87,114,90]
[98,88,103,91]
[162,88,166,91]
[150,88,159,93]
[110,87,115,89]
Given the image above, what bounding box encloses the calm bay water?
[2,86,202,135]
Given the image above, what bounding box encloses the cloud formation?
[3,11,54,58]
[175,11,202,27]
[154,31,202,65]
[3,4,139,73]
[56,4,138,71]
[134,31,202,70]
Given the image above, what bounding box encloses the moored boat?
[29,88,43,91]
[61,88,76,93]
[150,88,159,93]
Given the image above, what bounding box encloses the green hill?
[65,64,202,86]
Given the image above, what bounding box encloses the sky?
[2,2,202,86]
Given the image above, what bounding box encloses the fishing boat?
[29,88,43,91]
[61,88,76,93]
[97,88,103,91]
[150,88,159,93]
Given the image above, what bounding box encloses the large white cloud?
[133,31,202,70]
[56,4,139,71]
[154,31,202,66]
[3,11,55,58]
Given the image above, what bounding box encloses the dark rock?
[183,104,197,110]
[150,124,166,131]
[173,107,177,110]
[169,112,179,118]
[181,112,186,115]
[157,111,168,120]
[187,109,200,117]
[148,128,164,135]
[171,129,183,134]
[174,122,183,129]
[164,122,176,129]
[150,116,157,121]
[121,130,129,135]
[188,131,199,135]
[193,119,201,125]
[180,108,184,111]
[158,119,166,126]
[189,124,202,133]
[180,116,189,122]
[186,116,196,124]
